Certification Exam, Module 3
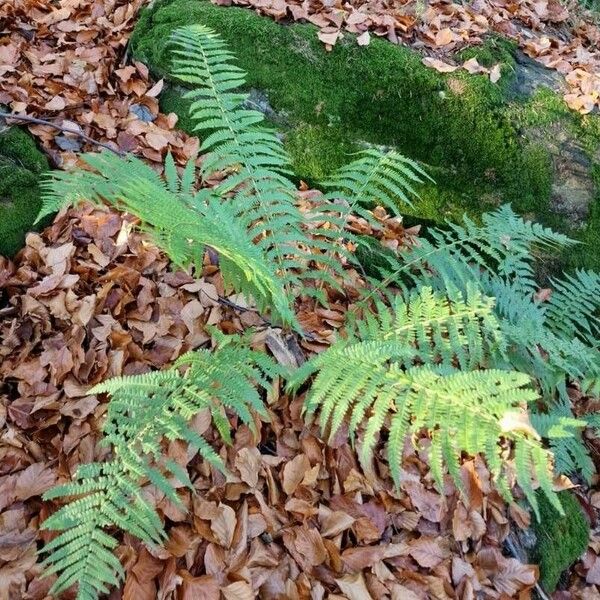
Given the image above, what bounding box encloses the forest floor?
[1,0,600,599]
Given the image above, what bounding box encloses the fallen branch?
[0,111,125,156]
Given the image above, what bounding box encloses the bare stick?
[0,111,125,156]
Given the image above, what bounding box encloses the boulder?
[131,0,600,269]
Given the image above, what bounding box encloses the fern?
[355,208,600,482]
[531,408,595,483]
[40,153,298,321]
[288,286,559,517]
[321,148,431,228]
[42,335,281,600]
[365,205,573,299]
[168,25,359,303]
[545,269,600,348]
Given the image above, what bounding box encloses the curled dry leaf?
[210,503,237,548]
[222,580,256,600]
[282,453,310,495]
[422,57,459,73]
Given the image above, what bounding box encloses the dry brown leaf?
[222,581,256,600]
[422,57,459,73]
[357,31,370,46]
[178,573,220,600]
[463,57,488,75]
[210,503,237,548]
[282,454,310,495]
[319,508,355,537]
[489,64,502,83]
[435,28,455,47]
[409,537,451,568]
[293,526,328,566]
[335,572,374,600]
[235,447,262,487]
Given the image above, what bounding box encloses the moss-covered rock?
[0,123,50,257]
[530,490,589,592]
[131,0,600,269]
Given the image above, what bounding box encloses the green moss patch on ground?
[131,0,600,269]
[0,125,50,257]
[531,490,590,592]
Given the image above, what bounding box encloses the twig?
[198,288,317,341]
[0,111,125,156]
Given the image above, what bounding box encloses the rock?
[509,49,564,99]
[131,0,600,269]
[0,114,50,257]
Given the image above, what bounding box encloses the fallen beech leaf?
[44,96,66,111]
[210,503,236,548]
[409,537,450,568]
[146,79,164,97]
[390,584,421,600]
[282,454,310,495]
[335,572,373,600]
[435,28,455,47]
[146,131,170,151]
[318,27,340,47]
[293,526,327,566]
[489,63,502,83]
[342,543,409,570]
[463,57,488,75]
[422,57,459,73]
[179,572,220,600]
[402,480,445,522]
[564,92,597,114]
[357,31,370,46]
[234,447,262,487]
[320,508,355,537]
[492,557,537,595]
[222,581,255,600]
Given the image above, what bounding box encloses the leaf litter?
[1,0,600,598]
[0,200,557,598]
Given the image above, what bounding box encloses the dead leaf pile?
[0,202,550,599]
[0,0,198,168]
[219,0,600,113]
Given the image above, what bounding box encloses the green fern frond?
[39,151,296,324]
[321,148,431,228]
[485,277,600,401]
[532,410,595,483]
[366,205,574,300]
[294,338,554,515]
[289,285,503,394]
[42,336,280,600]
[169,25,351,300]
[545,269,600,347]
[288,286,557,515]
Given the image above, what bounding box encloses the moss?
[455,34,518,98]
[531,490,589,592]
[130,0,534,199]
[0,127,50,256]
[160,85,196,134]
[284,124,358,185]
[456,35,518,69]
[567,165,600,270]
[131,0,600,268]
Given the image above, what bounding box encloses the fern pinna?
[42,335,281,600]
[288,286,560,518]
